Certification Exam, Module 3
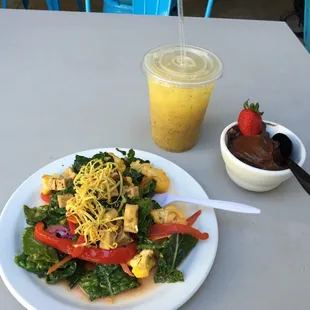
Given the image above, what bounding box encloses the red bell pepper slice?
[79,241,137,264]
[68,221,77,236]
[67,215,78,224]
[148,223,209,240]
[68,220,85,257]
[34,222,137,264]
[186,210,202,226]
[40,193,51,204]
[72,235,85,258]
[35,222,74,253]
[149,210,203,242]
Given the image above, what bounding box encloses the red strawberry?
[238,100,264,136]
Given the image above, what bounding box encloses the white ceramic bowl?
[220,120,307,192]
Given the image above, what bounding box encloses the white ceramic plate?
[0,148,218,310]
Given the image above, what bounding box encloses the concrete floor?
[4,0,295,22]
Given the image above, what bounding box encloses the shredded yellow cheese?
[66,159,125,248]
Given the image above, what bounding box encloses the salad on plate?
[15,149,209,302]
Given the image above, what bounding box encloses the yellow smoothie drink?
[143,45,223,152]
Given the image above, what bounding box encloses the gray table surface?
[0,9,310,310]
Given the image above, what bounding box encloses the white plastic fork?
[153,193,261,214]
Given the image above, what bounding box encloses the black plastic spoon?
[272,133,310,195]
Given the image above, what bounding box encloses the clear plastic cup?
[143,45,223,152]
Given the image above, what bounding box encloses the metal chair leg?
[76,0,84,11]
[85,0,91,12]
[22,0,29,8]
[205,0,214,18]
[45,0,52,9]
[53,0,60,10]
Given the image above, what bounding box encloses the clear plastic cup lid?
[143,45,223,86]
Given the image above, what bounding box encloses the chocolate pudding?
[227,123,288,171]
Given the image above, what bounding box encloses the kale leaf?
[92,152,113,162]
[116,148,150,166]
[14,253,51,278]
[123,168,143,186]
[23,187,74,227]
[78,264,139,301]
[137,198,153,227]
[154,234,198,283]
[151,200,162,210]
[78,271,102,301]
[46,260,77,284]
[15,228,79,283]
[72,235,79,242]
[154,255,184,283]
[49,186,75,210]
[126,197,162,247]
[24,205,49,226]
[138,215,153,239]
[72,152,114,173]
[161,234,198,268]
[15,227,59,277]
[131,198,153,239]
[41,186,75,225]
[137,238,164,250]
[115,148,127,156]
[72,155,90,173]
[44,208,67,226]
[22,227,58,263]
[67,260,86,289]
[140,179,156,198]
[94,264,139,296]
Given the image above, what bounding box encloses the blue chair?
[103,0,132,14]
[305,0,310,52]
[103,0,172,16]
[205,0,214,18]
[85,0,90,11]
[132,0,172,16]
[118,0,131,4]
